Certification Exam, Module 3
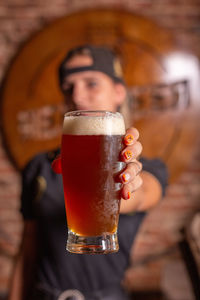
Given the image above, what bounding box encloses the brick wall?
[0,0,200,299]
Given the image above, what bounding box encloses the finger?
[121,175,143,200]
[121,141,143,162]
[123,127,139,146]
[118,161,142,184]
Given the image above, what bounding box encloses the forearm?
[7,255,23,300]
[120,171,162,214]
[7,221,38,300]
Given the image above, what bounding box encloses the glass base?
[66,230,119,254]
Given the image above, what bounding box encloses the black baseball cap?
[58,45,125,91]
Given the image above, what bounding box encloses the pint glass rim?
[64,110,123,118]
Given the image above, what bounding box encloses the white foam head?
[63,111,125,135]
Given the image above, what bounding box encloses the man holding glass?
[8,45,168,300]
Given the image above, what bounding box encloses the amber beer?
[61,111,125,254]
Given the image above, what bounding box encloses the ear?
[114,83,127,106]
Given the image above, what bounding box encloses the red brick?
[0,0,200,295]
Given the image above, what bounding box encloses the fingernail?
[121,173,130,183]
[127,191,131,199]
[124,150,133,160]
[124,134,134,145]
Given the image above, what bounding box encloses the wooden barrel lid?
[1,9,199,182]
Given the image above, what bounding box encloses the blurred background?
[0,1,200,300]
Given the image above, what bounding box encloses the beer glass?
[61,110,125,254]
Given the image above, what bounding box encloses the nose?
[72,82,87,107]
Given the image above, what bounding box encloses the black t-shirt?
[21,150,168,294]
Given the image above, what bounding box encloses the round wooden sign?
[1,9,199,182]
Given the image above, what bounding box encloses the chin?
[76,107,93,111]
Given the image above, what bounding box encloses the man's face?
[61,55,125,112]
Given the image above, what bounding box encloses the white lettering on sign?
[17,104,66,141]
